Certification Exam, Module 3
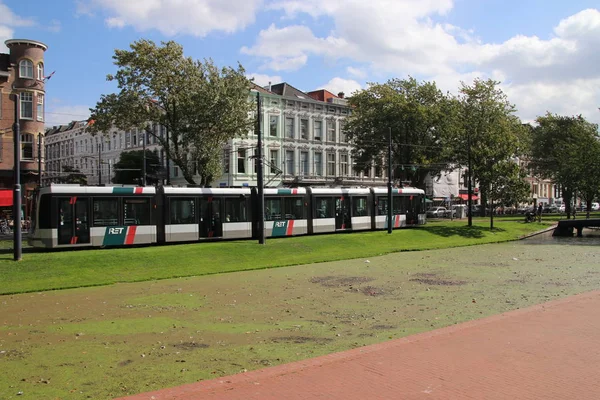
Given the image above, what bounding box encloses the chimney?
[268,81,272,91]
[338,92,345,99]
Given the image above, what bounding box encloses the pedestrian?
[537,203,543,222]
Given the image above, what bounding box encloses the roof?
[270,82,322,104]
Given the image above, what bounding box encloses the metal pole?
[12,94,22,261]
[256,92,265,244]
[98,143,102,185]
[38,133,42,187]
[467,131,473,227]
[142,130,147,186]
[387,127,393,234]
[165,126,170,185]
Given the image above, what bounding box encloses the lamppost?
[12,93,22,261]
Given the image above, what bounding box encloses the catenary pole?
[387,127,393,234]
[256,92,265,244]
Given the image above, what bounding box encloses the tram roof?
[41,185,156,195]
[308,187,371,195]
[163,187,252,195]
[371,187,425,195]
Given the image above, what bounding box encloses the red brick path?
[120,291,600,400]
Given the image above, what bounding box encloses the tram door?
[335,197,351,230]
[199,197,223,238]
[57,197,90,245]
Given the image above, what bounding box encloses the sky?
[2,0,599,127]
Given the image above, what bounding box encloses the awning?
[0,190,13,207]
[425,198,433,203]
[458,194,479,201]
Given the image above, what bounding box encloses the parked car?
[426,207,449,218]
[558,204,566,213]
[592,202,600,211]
[543,205,558,213]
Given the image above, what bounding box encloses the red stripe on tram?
[125,226,137,245]
[134,187,143,194]
[286,220,295,236]
[70,236,78,244]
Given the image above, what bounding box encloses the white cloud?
[247,73,283,87]
[0,2,35,51]
[321,77,362,97]
[346,66,367,79]
[244,3,600,123]
[45,104,91,128]
[82,0,262,36]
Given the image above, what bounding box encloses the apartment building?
[0,39,48,208]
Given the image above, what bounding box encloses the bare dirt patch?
[360,286,385,296]
[410,272,466,286]
[173,342,210,350]
[310,276,374,287]
[272,336,333,344]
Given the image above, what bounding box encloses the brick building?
[0,39,47,212]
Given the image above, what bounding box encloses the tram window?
[124,197,151,225]
[353,197,368,216]
[39,194,52,228]
[315,197,334,218]
[265,198,281,221]
[225,198,247,222]
[284,197,304,220]
[170,198,195,224]
[93,198,119,227]
[377,197,388,215]
[394,196,408,214]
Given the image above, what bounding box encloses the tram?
[28,184,426,249]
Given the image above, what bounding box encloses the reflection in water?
[523,228,600,246]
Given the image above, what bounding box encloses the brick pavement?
[119,290,600,400]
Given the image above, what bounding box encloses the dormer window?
[19,60,34,79]
[37,63,44,80]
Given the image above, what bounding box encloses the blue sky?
[2,0,599,127]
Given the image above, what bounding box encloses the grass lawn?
[0,218,551,295]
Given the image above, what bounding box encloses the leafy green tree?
[345,77,458,188]
[453,79,526,227]
[88,39,253,186]
[530,114,600,218]
[113,150,161,185]
[56,165,87,185]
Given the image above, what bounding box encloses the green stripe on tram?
[277,189,293,195]
[112,188,135,194]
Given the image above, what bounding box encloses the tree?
[113,150,161,185]
[88,39,253,186]
[529,114,600,218]
[345,77,458,188]
[56,165,87,185]
[453,79,526,228]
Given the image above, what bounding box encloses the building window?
[20,92,33,119]
[19,60,34,78]
[21,134,34,160]
[300,151,309,176]
[300,119,308,139]
[223,149,230,173]
[125,131,131,148]
[339,121,347,143]
[270,150,278,174]
[314,152,322,176]
[269,115,279,137]
[327,153,335,176]
[37,94,44,121]
[285,117,294,139]
[340,154,348,176]
[314,120,322,141]
[327,121,336,142]
[237,149,246,174]
[37,63,44,80]
[285,150,294,175]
